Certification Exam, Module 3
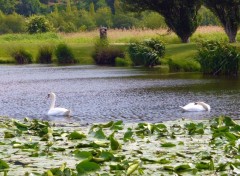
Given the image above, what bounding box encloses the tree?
[122,0,202,43]
[16,0,41,16]
[0,0,18,14]
[66,0,72,13]
[204,1,240,43]
[27,15,53,34]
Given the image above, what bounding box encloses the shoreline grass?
[0,26,239,66]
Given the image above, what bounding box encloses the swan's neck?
[50,95,56,109]
[196,102,209,111]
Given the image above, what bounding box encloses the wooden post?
[99,27,107,39]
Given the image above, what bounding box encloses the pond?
[0,65,239,124]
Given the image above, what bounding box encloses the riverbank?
[0,115,239,175]
[0,26,238,71]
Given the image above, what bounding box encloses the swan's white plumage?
[180,102,210,112]
[47,92,70,116]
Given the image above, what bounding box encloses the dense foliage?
[0,0,223,35]
[128,38,165,67]
[55,43,76,64]
[1,116,240,175]
[123,0,202,43]
[197,40,240,76]
[10,48,33,64]
[26,15,53,34]
[92,39,125,65]
[203,0,240,43]
[36,45,53,64]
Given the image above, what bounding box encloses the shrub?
[10,49,32,64]
[167,58,200,72]
[37,45,53,64]
[0,12,26,34]
[92,39,125,66]
[55,43,76,64]
[196,40,240,76]
[128,38,165,67]
[26,15,54,34]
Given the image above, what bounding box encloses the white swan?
[47,92,70,116]
[180,102,210,112]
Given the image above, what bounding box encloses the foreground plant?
[0,116,240,175]
[197,40,240,76]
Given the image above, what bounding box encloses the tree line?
[0,0,238,43]
[123,0,240,43]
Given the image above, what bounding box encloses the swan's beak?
[47,94,50,99]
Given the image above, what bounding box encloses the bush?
[55,43,76,64]
[128,38,165,67]
[26,15,54,34]
[37,45,53,64]
[167,58,200,72]
[196,40,240,76]
[0,12,26,34]
[10,49,32,64]
[92,39,125,66]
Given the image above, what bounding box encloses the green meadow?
[0,26,239,69]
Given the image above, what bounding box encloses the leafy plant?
[10,48,32,64]
[36,45,53,64]
[55,43,76,64]
[26,15,54,34]
[197,40,240,76]
[92,39,125,66]
[128,38,165,67]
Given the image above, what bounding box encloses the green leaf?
[76,160,100,174]
[0,159,9,170]
[124,128,134,142]
[74,150,93,160]
[110,121,123,131]
[4,131,15,138]
[110,135,121,150]
[127,162,139,176]
[196,162,210,170]
[68,131,86,140]
[163,166,174,171]
[94,128,107,139]
[14,121,28,131]
[174,164,191,173]
[161,142,176,147]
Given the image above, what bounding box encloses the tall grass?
[0,26,238,66]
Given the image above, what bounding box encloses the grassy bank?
[0,26,239,68]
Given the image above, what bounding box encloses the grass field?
[0,26,239,69]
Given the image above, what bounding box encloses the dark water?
[0,65,240,124]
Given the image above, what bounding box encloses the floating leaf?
[161,142,176,147]
[14,121,28,131]
[76,160,100,174]
[0,159,9,170]
[68,131,86,140]
[74,150,92,160]
[110,134,121,150]
[110,121,123,131]
[94,128,107,139]
[163,166,174,171]
[4,131,15,138]
[174,164,191,173]
[124,128,134,142]
[127,161,139,176]
[185,122,205,135]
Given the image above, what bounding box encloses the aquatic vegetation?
[0,116,240,175]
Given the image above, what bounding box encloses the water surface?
[0,65,239,124]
